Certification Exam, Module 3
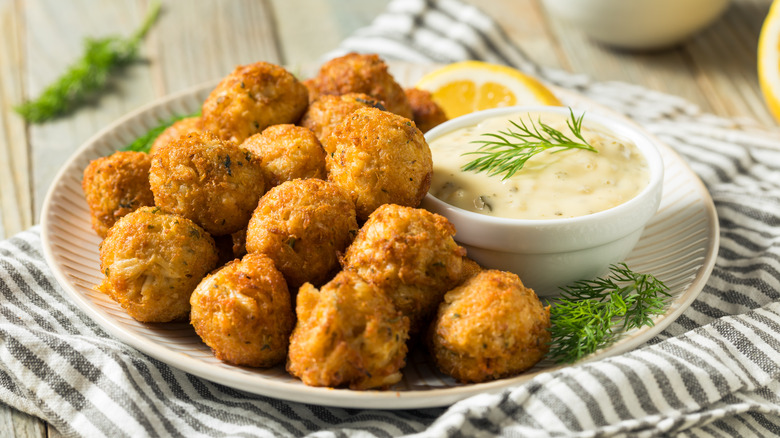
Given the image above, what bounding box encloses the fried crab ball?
[430,270,551,383]
[308,53,413,120]
[404,88,448,133]
[302,78,320,103]
[299,93,386,145]
[149,131,265,236]
[230,228,248,260]
[82,151,155,238]
[97,206,219,323]
[324,107,433,220]
[200,61,309,144]
[148,116,202,156]
[190,253,294,368]
[240,124,326,188]
[287,270,410,390]
[246,178,358,290]
[342,204,471,333]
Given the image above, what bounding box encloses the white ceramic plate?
[41,64,719,409]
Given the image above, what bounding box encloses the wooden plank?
[479,0,567,71]
[24,0,157,222]
[687,0,774,126]
[536,0,776,126]
[270,0,389,69]
[0,0,32,240]
[539,3,716,113]
[147,0,283,97]
[0,403,46,438]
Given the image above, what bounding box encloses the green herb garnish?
[547,263,671,364]
[123,112,199,153]
[461,108,597,180]
[14,1,162,123]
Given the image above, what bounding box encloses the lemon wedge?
[759,0,780,123]
[415,61,561,119]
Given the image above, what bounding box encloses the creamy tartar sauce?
[428,111,650,220]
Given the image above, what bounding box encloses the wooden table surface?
[0,0,774,435]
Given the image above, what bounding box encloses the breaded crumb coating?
[404,88,448,133]
[149,131,265,236]
[246,178,358,290]
[97,206,219,322]
[190,253,294,368]
[324,107,432,220]
[82,151,155,238]
[342,204,469,333]
[240,124,326,188]
[308,53,413,119]
[430,270,551,383]
[200,61,308,144]
[148,116,202,156]
[287,271,410,390]
[299,93,386,147]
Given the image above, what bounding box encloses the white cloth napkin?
[3,0,780,436]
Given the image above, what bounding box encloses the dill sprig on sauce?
[461,108,597,180]
[14,1,161,123]
[547,263,671,364]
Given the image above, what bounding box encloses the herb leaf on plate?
[123,111,200,153]
[547,263,671,364]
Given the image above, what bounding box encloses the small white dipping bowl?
[421,106,664,296]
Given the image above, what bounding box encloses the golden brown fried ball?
[149,131,265,236]
[324,107,433,220]
[246,178,358,290]
[231,227,248,260]
[148,116,202,156]
[459,257,484,281]
[287,270,409,390]
[404,88,448,133]
[213,235,238,267]
[200,62,309,144]
[342,204,471,333]
[430,270,551,383]
[302,78,320,103]
[299,93,386,146]
[82,151,155,238]
[190,253,294,367]
[97,206,219,322]
[309,53,413,119]
[240,124,326,188]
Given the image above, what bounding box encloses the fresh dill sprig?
[547,263,671,364]
[14,1,162,123]
[461,108,597,180]
[123,111,200,153]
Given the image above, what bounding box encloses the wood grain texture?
[270,0,389,66]
[0,0,777,435]
[523,0,773,125]
[24,0,156,222]
[147,0,282,96]
[0,403,46,438]
[0,0,32,238]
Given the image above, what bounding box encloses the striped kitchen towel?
[3,0,780,436]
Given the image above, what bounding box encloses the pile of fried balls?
[81,53,551,390]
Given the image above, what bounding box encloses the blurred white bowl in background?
[541,0,731,50]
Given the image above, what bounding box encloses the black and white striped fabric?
[3,0,780,436]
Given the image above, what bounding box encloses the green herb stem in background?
[547,263,671,364]
[14,1,161,123]
[461,108,597,180]
[123,112,200,153]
